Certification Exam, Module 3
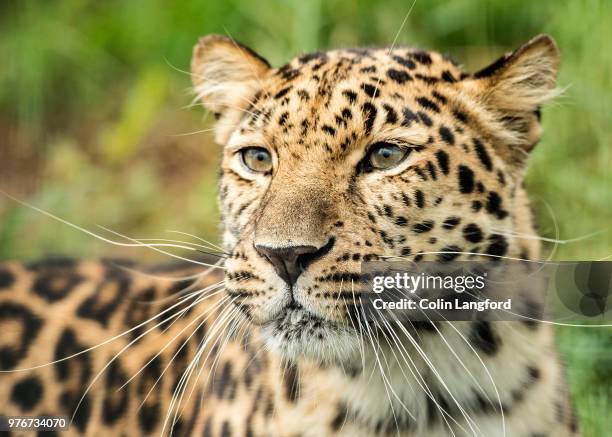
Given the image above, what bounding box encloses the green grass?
[0,1,610,434]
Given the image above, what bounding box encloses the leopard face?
[191,34,559,364]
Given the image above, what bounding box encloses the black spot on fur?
[278,111,289,126]
[331,403,349,431]
[0,268,15,290]
[216,361,234,399]
[412,51,433,65]
[463,224,483,243]
[414,190,425,208]
[60,391,91,432]
[322,125,336,136]
[438,246,462,262]
[431,91,447,104]
[416,97,440,113]
[452,109,468,123]
[383,104,398,124]
[522,298,543,330]
[442,70,457,83]
[362,103,377,135]
[221,421,232,437]
[274,86,292,99]
[394,216,408,227]
[76,268,129,327]
[32,270,83,302]
[361,83,380,98]
[387,68,412,84]
[342,90,357,103]
[54,330,93,432]
[277,64,300,81]
[470,321,500,355]
[457,165,475,193]
[442,217,461,229]
[417,111,432,126]
[297,89,310,100]
[138,356,162,433]
[11,376,43,411]
[435,150,449,174]
[299,52,326,64]
[392,55,416,70]
[416,73,439,84]
[486,191,509,219]
[103,361,130,424]
[412,220,434,233]
[426,161,437,180]
[473,138,493,171]
[486,234,508,258]
[439,126,454,145]
[0,303,42,370]
[401,107,418,126]
[54,328,90,382]
[283,363,300,402]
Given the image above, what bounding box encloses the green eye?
[240,147,272,173]
[368,143,408,170]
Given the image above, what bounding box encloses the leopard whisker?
[399,286,499,409]
[385,294,483,436]
[489,229,604,245]
[361,313,412,435]
[378,318,460,437]
[1,190,224,268]
[131,238,227,258]
[369,0,418,108]
[163,300,240,436]
[381,251,559,264]
[108,260,218,284]
[69,284,219,428]
[138,295,237,433]
[119,290,230,394]
[165,230,228,254]
[97,225,226,269]
[169,127,216,137]
[373,323,414,437]
[391,316,483,437]
[400,286,501,436]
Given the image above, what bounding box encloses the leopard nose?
[254,238,335,287]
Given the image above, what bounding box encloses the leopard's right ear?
[191,35,270,143]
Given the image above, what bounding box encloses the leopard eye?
[367,142,408,170]
[240,147,272,173]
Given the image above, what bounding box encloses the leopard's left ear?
[465,34,560,153]
[191,35,271,144]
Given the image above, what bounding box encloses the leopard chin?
[261,304,361,365]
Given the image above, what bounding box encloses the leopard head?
[191,34,559,364]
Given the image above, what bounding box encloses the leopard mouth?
[267,303,331,338]
[261,303,360,364]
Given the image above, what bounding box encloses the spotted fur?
[0,34,579,436]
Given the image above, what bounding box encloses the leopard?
[0,33,580,436]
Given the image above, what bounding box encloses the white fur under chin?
[261,309,362,366]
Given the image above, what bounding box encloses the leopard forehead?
[232,47,467,153]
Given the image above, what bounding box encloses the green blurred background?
[0,1,610,434]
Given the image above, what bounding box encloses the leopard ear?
[466,34,560,153]
[191,35,270,143]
